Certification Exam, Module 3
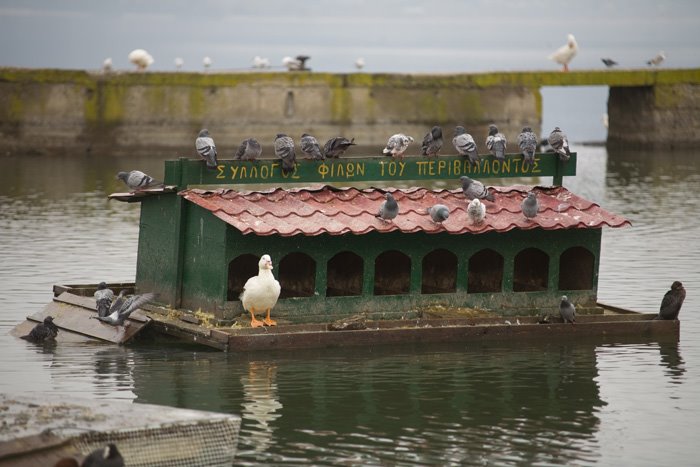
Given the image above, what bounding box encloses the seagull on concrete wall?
[548,34,578,72]
[601,58,618,68]
[128,49,154,71]
[174,57,184,71]
[647,51,666,67]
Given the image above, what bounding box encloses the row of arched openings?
[227,247,594,301]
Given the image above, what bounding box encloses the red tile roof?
[180,185,631,237]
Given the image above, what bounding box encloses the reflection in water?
[658,341,686,383]
[239,361,282,454]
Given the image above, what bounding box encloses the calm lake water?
[1,145,699,466]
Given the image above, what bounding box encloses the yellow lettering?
[260,164,269,179]
[379,161,385,176]
[453,159,462,176]
[336,163,345,178]
[346,163,354,178]
[482,159,489,174]
[398,161,406,176]
[532,157,541,173]
[230,166,239,179]
[438,160,446,175]
[356,163,365,177]
[502,159,511,173]
[216,165,225,179]
[240,166,248,178]
[428,161,435,176]
[249,166,258,178]
[318,163,329,179]
[271,163,280,177]
[291,163,301,179]
[416,161,427,175]
[388,161,397,176]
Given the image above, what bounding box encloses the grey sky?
[1,0,698,73]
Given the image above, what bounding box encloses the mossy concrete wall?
[1,67,699,156]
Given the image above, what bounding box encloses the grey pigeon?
[376,192,399,222]
[195,129,218,169]
[486,124,507,161]
[460,176,494,202]
[20,316,59,343]
[382,133,414,159]
[646,51,665,66]
[559,295,576,324]
[654,281,686,320]
[116,170,163,191]
[274,133,296,174]
[300,133,324,161]
[601,58,618,68]
[467,198,486,225]
[234,138,262,161]
[452,126,480,166]
[517,127,537,167]
[81,443,124,467]
[421,126,443,157]
[94,290,155,326]
[520,191,539,220]
[427,204,449,223]
[547,127,571,161]
[94,282,115,318]
[323,136,356,158]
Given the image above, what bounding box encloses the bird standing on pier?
[486,124,507,161]
[116,170,164,191]
[421,126,443,157]
[195,129,218,169]
[81,443,124,467]
[240,254,281,328]
[601,58,618,68]
[323,136,356,158]
[20,316,59,343]
[452,126,480,167]
[128,49,154,71]
[377,193,399,222]
[427,204,450,223]
[547,127,572,161]
[654,281,686,320]
[548,34,578,72]
[94,282,114,318]
[274,134,297,174]
[94,290,155,326]
[383,133,414,160]
[235,138,262,162]
[521,191,539,221]
[460,176,494,202]
[300,133,324,161]
[467,198,486,225]
[559,296,576,324]
[517,127,537,168]
[647,51,666,67]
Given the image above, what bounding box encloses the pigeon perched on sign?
[234,138,262,161]
[517,127,537,168]
[300,133,324,161]
[94,282,114,318]
[382,134,414,160]
[81,443,124,467]
[323,136,356,158]
[421,126,443,157]
[93,290,155,326]
[20,316,59,343]
[654,281,686,320]
[486,124,507,161]
[547,127,572,161]
[646,51,665,67]
[452,126,480,167]
[427,204,449,223]
[521,191,539,220]
[467,198,486,225]
[601,58,618,68]
[376,193,399,222]
[549,34,578,72]
[195,129,218,169]
[559,296,576,324]
[116,170,164,191]
[274,133,297,174]
[460,176,494,202]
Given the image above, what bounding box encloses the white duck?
[240,254,281,328]
[549,34,578,72]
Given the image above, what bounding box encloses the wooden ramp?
[10,292,150,344]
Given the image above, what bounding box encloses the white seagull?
[174,57,184,71]
[128,49,154,71]
[549,34,578,72]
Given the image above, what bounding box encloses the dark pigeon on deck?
[274,134,297,174]
[235,138,262,161]
[520,191,539,220]
[81,443,124,467]
[20,316,59,343]
[427,204,449,223]
[94,282,114,318]
[116,170,164,191]
[452,126,480,167]
[376,192,399,222]
[654,281,686,320]
[421,126,443,157]
[195,129,218,169]
[93,290,155,326]
[323,136,356,158]
[559,295,576,324]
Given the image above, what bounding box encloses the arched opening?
[422,249,457,294]
[279,252,316,298]
[374,250,411,295]
[558,247,595,290]
[228,254,260,301]
[513,248,549,292]
[468,249,504,293]
[327,251,364,297]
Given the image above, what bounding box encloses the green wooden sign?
[164,152,576,187]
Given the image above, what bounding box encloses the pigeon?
[601,58,618,68]
[452,126,480,166]
[427,204,449,223]
[647,51,666,67]
[654,281,686,320]
[521,191,539,220]
[460,176,494,202]
[376,192,399,222]
[323,136,356,158]
[517,127,537,167]
[128,49,154,71]
[20,316,59,343]
[195,129,218,169]
[274,133,296,174]
[549,34,578,72]
[81,443,124,467]
[300,133,324,161]
[421,126,443,157]
[467,198,486,225]
[116,170,164,191]
[559,296,576,324]
[234,138,262,161]
[382,133,414,160]
[94,282,114,318]
[547,127,572,161]
[486,124,507,161]
[240,254,281,328]
[93,290,155,326]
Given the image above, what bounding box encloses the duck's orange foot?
[250,318,265,328]
[263,318,277,326]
